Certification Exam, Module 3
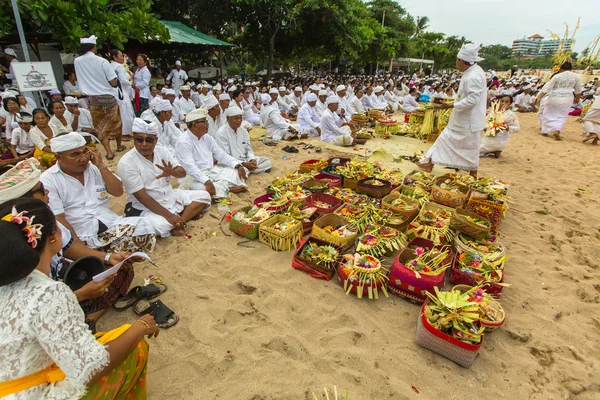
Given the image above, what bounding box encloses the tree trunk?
[266,31,276,80]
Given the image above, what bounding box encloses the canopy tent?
[159,21,234,47]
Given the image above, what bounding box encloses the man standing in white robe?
[215,107,272,174]
[418,44,487,176]
[320,96,355,147]
[176,108,249,199]
[118,119,210,237]
[297,94,321,137]
[166,60,188,96]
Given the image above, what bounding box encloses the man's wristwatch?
[104,252,112,266]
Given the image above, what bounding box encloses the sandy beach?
[98,111,600,400]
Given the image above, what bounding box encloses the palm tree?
[413,15,430,38]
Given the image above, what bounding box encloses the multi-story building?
[512,34,573,57]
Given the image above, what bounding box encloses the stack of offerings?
[416,286,505,368]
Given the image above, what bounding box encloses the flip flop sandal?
[134,299,179,328]
[113,282,168,311]
[282,146,296,153]
[116,145,126,152]
[106,154,115,160]
[315,147,322,153]
[289,146,299,153]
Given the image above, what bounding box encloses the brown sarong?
[89,97,122,141]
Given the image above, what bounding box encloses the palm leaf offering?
[232,206,271,225]
[355,225,406,257]
[425,287,484,344]
[300,243,340,270]
[339,253,388,300]
[399,246,451,277]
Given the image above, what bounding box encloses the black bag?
[124,202,143,217]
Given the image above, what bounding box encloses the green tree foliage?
[0,0,169,52]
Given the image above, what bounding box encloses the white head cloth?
[152,98,172,112]
[15,112,33,123]
[164,89,176,96]
[80,35,97,44]
[186,108,208,123]
[180,85,191,91]
[269,88,279,94]
[64,96,78,105]
[219,93,231,101]
[261,94,272,105]
[318,90,328,96]
[278,86,286,92]
[50,132,87,153]
[326,96,340,105]
[204,96,219,109]
[4,48,16,57]
[294,86,302,92]
[457,44,484,64]
[175,60,182,66]
[225,107,243,117]
[306,93,318,102]
[336,85,346,92]
[49,89,60,96]
[132,118,159,135]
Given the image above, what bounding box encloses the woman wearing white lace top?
[47,100,72,135]
[0,198,159,399]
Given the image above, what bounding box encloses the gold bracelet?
[136,319,150,333]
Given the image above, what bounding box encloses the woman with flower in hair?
[0,197,159,399]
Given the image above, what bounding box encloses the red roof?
[528,34,543,39]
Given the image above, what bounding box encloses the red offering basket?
[304,193,342,214]
[292,237,341,280]
[298,159,328,173]
[388,238,452,303]
[449,253,505,297]
[416,301,483,368]
[314,173,342,187]
[253,193,290,212]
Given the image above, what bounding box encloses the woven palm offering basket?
[356,178,392,199]
[259,215,303,252]
[431,175,470,209]
[450,209,491,239]
[382,191,420,221]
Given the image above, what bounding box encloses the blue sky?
[399,0,599,53]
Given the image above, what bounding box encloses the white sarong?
[424,127,480,171]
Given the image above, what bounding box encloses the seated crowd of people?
[1,37,599,398]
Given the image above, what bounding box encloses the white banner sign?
[11,61,58,92]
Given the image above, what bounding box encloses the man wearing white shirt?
[259,94,301,141]
[297,93,321,137]
[166,60,188,96]
[514,86,537,112]
[146,98,182,153]
[163,89,184,125]
[2,48,19,87]
[384,85,401,111]
[64,96,96,136]
[372,86,390,111]
[320,96,355,146]
[315,90,328,116]
[197,85,213,107]
[175,85,196,118]
[362,86,375,110]
[74,35,121,160]
[402,88,419,113]
[41,132,156,249]
[348,88,365,114]
[118,119,210,237]
[176,108,249,199]
[216,93,231,130]
[215,107,272,174]
[203,96,221,138]
[287,87,303,108]
[336,85,352,121]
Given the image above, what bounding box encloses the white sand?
[99,112,600,399]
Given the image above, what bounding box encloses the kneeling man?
[216,106,272,174]
[117,119,211,237]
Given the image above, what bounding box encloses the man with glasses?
[117,119,211,237]
[41,132,156,251]
[176,108,249,199]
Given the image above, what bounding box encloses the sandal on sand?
[134,299,179,328]
[114,282,168,311]
[552,132,562,141]
[116,145,126,152]
[106,154,114,160]
[315,147,322,153]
